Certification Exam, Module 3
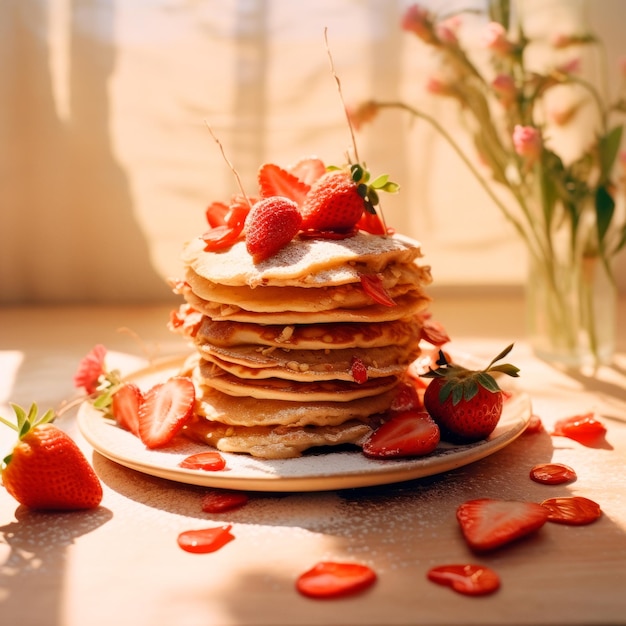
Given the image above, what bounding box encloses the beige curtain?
[1,0,624,304]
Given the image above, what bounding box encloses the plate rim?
[78,355,532,492]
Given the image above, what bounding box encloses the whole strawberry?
[245,196,302,263]
[422,344,520,443]
[1,403,103,511]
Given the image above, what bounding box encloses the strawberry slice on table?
[427,564,501,596]
[456,498,549,552]
[362,410,440,459]
[296,562,377,599]
[111,382,143,436]
[540,496,602,525]
[551,412,607,445]
[138,377,196,449]
[257,163,311,206]
[244,196,302,263]
[1,403,103,511]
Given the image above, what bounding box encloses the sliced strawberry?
[296,562,377,599]
[287,157,326,185]
[179,451,226,471]
[362,411,440,459]
[177,525,234,554]
[427,564,501,596]
[350,356,368,384]
[245,197,302,263]
[205,201,229,228]
[551,412,607,445]
[541,496,602,525]
[359,273,396,307]
[389,380,424,413]
[202,201,250,252]
[201,490,249,513]
[138,377,195,449]
[258,163,310,205]
[456,498,549,552]
[419,318,451,346]
[356,209,388,235]
[111,382,143,436]
[529,463,577,485]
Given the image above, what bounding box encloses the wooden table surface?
[1,296,625,626]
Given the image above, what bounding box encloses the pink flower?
[555,58,581,75]
[435,16,460,45]
[402,4,434,42]
[492,74,516,106]
[513,125,542,165]
[483,22,512,56]
[426,76,454,96]
[73,344,107,394]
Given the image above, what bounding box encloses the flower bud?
[483,22,513,56]
[402,4,436,43]
[513,125,542,165]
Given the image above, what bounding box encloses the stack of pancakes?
[176,231,432,459]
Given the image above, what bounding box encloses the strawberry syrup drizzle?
[179,452,227,471]
[177,525,235,554]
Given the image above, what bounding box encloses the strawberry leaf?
[475,372,500,393]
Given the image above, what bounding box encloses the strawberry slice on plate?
[362,411,440,459]
[456,498,549,552]
[111,382,143,437]
[138,377,196,449]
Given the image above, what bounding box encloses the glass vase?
[525,249,617,369]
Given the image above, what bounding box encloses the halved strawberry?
[362,411,440,459]
[111,382,143,436]
[257,163,310,206]
[138,377,196,449]
[359,273,396,307]
[245,197,302,263]
[456,498,549,552]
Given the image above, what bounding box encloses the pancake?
[185,289,430,324]
[182,232,425,287]
[183,414,374,459]
[195,316,423,350]
[198,361,399,401]
[191,380,396,427]
[198,343,418,381]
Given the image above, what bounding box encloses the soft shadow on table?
[0,507,113,626]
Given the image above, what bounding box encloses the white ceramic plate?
[78,357,532,492]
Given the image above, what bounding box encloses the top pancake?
[181,232,425,287]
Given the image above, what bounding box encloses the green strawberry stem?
[1,403,56,466]
[423,343,520,405]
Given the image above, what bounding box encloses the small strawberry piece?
[1,403,103,511]
[301,170,365,232]
[296,562,377,599]
[350,356,368,384]
[456,498,549,552]
[202,201,250,252]
[201,490,249,513]
[245,197,302,263]
[258,163,311,205]
[177,525,234,554]
[205,201,229,228]
[362,411,440,459]
[541,496,602,525]
[179,451,226,471]
[423,344,520,443]
[529,463,577,485]
[551,412,607,445]
[427,564,501,596]
[524,414,545,435]
[356,209,388,235]
[111,382,143,437]
[360,274,396,307]
[138,377,195,449]
[419,318,451,347]
[168,304,203,339]
[389,380,424,413]
[288,157,326,185]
